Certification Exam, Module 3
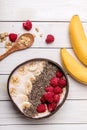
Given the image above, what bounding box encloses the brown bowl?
[7,58,69,120]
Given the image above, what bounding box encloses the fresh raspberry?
[23,20,32,31]
[45,34,55,44]
[9,33,18,42]
[50,77,59,87]
[47,102,57,112]
[37,104,46,113]
[59,78,67,87]
[56,71,63,78]
[44,92,54,103]
[54,86,63,94]
[40,95,46,103]
[53,94,60,103]
[45,86,54,92]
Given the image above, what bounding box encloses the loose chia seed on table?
[23,61,59,117]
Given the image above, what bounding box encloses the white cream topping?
[9,61,46,113]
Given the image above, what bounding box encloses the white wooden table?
[0,0,87,130]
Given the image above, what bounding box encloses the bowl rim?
[7,58,69,120]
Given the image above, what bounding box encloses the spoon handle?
[0,45,17,61]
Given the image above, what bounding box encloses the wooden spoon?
[0,33,34,61]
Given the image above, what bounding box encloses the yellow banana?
[60,48,87,84]
[69,15,87,66]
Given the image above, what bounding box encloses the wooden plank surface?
[0,22,70,48]
[0,22,87,48]
[0,0,87,21]
[1,125,87,130]
[0,100,87,124]
[0,74,87,100]
[0,48,83,74]
[0,0,87,129]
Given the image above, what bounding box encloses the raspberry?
[9,33,17,42]
[50,77,59,87]
[59,78,67,87]
[47,102,57,112]
[40,95,46,103]
[37,104,46,113]
[45,86,54,92]
[56,71,63,78]
[44,92,54,103]
[53,94,60,103]
[23,20,32,31]
[45,34,55,44]
[54,86,63,94]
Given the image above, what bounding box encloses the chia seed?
[23,61,59,117]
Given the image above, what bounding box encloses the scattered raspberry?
[40,95,46,103]
[45,86,54,92]
[37,104,46,113]
[47,102,57,112]
[23,20,32,31]
[9,33,17,42]
[53,94,60,103]
[45,34,55,44]
[59,78,67,87]
[56,71,63,78]
[44,92,54,103]
[54,86,63,94]
[50,77,59,87]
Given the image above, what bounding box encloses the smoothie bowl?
[7,58,69,119]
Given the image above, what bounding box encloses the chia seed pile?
[23,61,59,117]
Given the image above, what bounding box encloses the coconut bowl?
[7,58,69,119]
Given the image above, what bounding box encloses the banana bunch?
[61,15,87,84]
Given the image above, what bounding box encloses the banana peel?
[69,15,87,66]
[60,48,87,84]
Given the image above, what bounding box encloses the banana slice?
[33,69,41,76]
[27,61,38,72]
[38,61,46,68]
[9,87,17,97]
[25,80,32,92]
[18,65,27,75]
[10,76,20,85]
[28,73,36,82]
[21,101,31,110]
